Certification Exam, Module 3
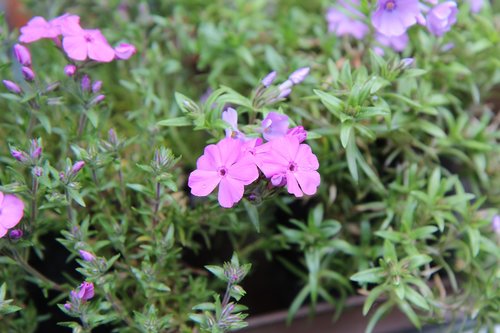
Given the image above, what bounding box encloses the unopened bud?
[81,75,91,92]
[64,64,77,77]
[13,44,31,66]
[71,161,85,175]
[114,43,136,60]
[45,82,60,92]
[89,94,105,106]
[78,250,95,262]
[287,126,307,143]
[261,71,277,87]
[92,80,102,93]
[108,128,118,146]
[11,149,27,162]
[9,229,23,240]
[33,166,43,177]
[288,67,310,84]
[493,215,500,235]
[30,140,42,160]
[400,58,414,69]
[3,80,22,94]
[22,66,35,82]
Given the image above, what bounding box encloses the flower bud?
[81,75,91,92]
[114,43,137,60]
[261,71,277,87]
[63,303,72,311]
[400,58,414,69]
[45,82,60,92]
[78,250,95,262]
[77,282,94,301]
[64,64,77,77]
[92,80,102,93]
[71,161,85,175]
[22,66,35,82]
[30,140,42,160]
[13,44,31,66]
[3,80,22,94]
[287,126,307,143]
[493,215,500,235]
[288,67,310,84]
[108,128,118,146]
[33,166,43,177]
[88,94,105,106]
[9,229,23,240]
[11,149,27,162]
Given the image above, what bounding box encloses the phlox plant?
[0,1,500,333]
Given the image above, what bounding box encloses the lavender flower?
[467,0,483,13]
[79,250,95,262]
[92,80,103,93]
[11,149,27,162]
[326,0,369,39]
[13,44,31,66]
[371,0,421,36]
[81,74,91,92]
[89,94,105,106]
[77,282,94,301]
[21,66,35,81]
[71,161,85,175]
[3,80,22,94]
[261,71,277,87]
[426,1,458,37]
[288,67,310,85]
[261,112,289,141]
[492,215,500,235]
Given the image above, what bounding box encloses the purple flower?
[81,75,91,92]
[426,1,458,37]
[188,138,259,208]
[64,64,77,77]
[287,126,307,143]
[79,250,95,262]
[376,33,409,52]
[289,67,310,85]
[222,108,245,140]
[0,192,25,238]
[261,71,277,87]
[3,80,22,94]
[10,149,27,162]
[9,229,23,240]
[71,161,85,175]
[77,281,94,301]
[13,44,31,66]
[371,0,421,37]
[467,0,483,13]
[326,0,369,39]
[92,80,102,93]
[114,43,136,60]
[492,215,500,235]
[261,112,290,141]
[22,66,35,82]
[30,140,42,160]
[89,94,106,106]
[255,136,320,197]
[19,16,60,43]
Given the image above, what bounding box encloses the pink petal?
[87,30,115,62]
[272,136,300,162]
[63,36,88,61]
[254,142,288,178]
[294,170,321,196]
[218,177,244,208]
[296,144,319,171]
[0,192,4,206]
[196,153,216,170]
[203,144,222,168]
[51,14,82,35]
[286,173,303,197]
[228,155,259,185]
[0,194,24,229]
[188,170,220,196]
[219,138,242,166]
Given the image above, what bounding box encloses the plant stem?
[105,292,134,327]
[77,111,88,138]
[65,190,74,224]
[152,182,161,226]
[221,282,233,309]
[29,175,38,232]
[12,250,64,291]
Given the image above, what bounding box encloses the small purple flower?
[64,64,77,77]
[81,75,91,92]
[79,250,95,262]
[326,0,369,39]
[92,80,102,93]
[467,0,483,13]
[376,33,409,52]
[287,126,307,143]
[261,71,277,87]
[63,303,72,311]
[30,140,42,160]
[71,161,85,175]
[400,58,415,69]
[22,66,35,82]
[492,215,500,235]
[11,149,27,162]
[77,281,94,301]
[3,80,22,94]
[222,107,244,140]
[289,67,310,85]
[33,166,43,177]
[371,0,421,36]
[426,1,458,37]
[13,44,31,66]
[261,112,289,141]
[0,192,25,238]
[9,229,23,240]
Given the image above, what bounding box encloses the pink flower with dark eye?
[255,136,320,197]
[0,192,25,238]
[62,19,115,62]
[114,43,136,60]
[261,112,289,141]
[188,138,259,208]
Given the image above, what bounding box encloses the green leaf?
[157,117,192,127]
[350,267,385,284]
[404,286,429,311]
[340,122,353,148]
[365,301,394,333]
[243,200,260,232]
[467,227,480,257]
[363,285,388,315]
[205,266,225,281]
[346,139,359,182]
[287,285,310,324]
[398,301,421,329]
[419,120,446,138]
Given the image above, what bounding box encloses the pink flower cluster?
[64,281,94,311]
[188,110,320,208]
[0,191,24,238]
[19,13,136,62]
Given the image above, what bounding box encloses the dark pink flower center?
[288,161,298,172]
[218,167,228,177]
[384,0,396,11]
[84,33,94,43]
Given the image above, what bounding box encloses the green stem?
[29,176,38,233]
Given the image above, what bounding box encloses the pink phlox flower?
[287,126,307,143]
[326,0,369,39]
[61,19,115,62]
[376,32,409,52]
[0,192,24,238]
[426,1,458,36]
[371,0,421,37]
[19,16,60,43]
[222,107,245,140]
[114,43,136,60]
[255,136,320,197]
[77,281,94,301]
[261,112,290,141]
[188,138,259,208]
